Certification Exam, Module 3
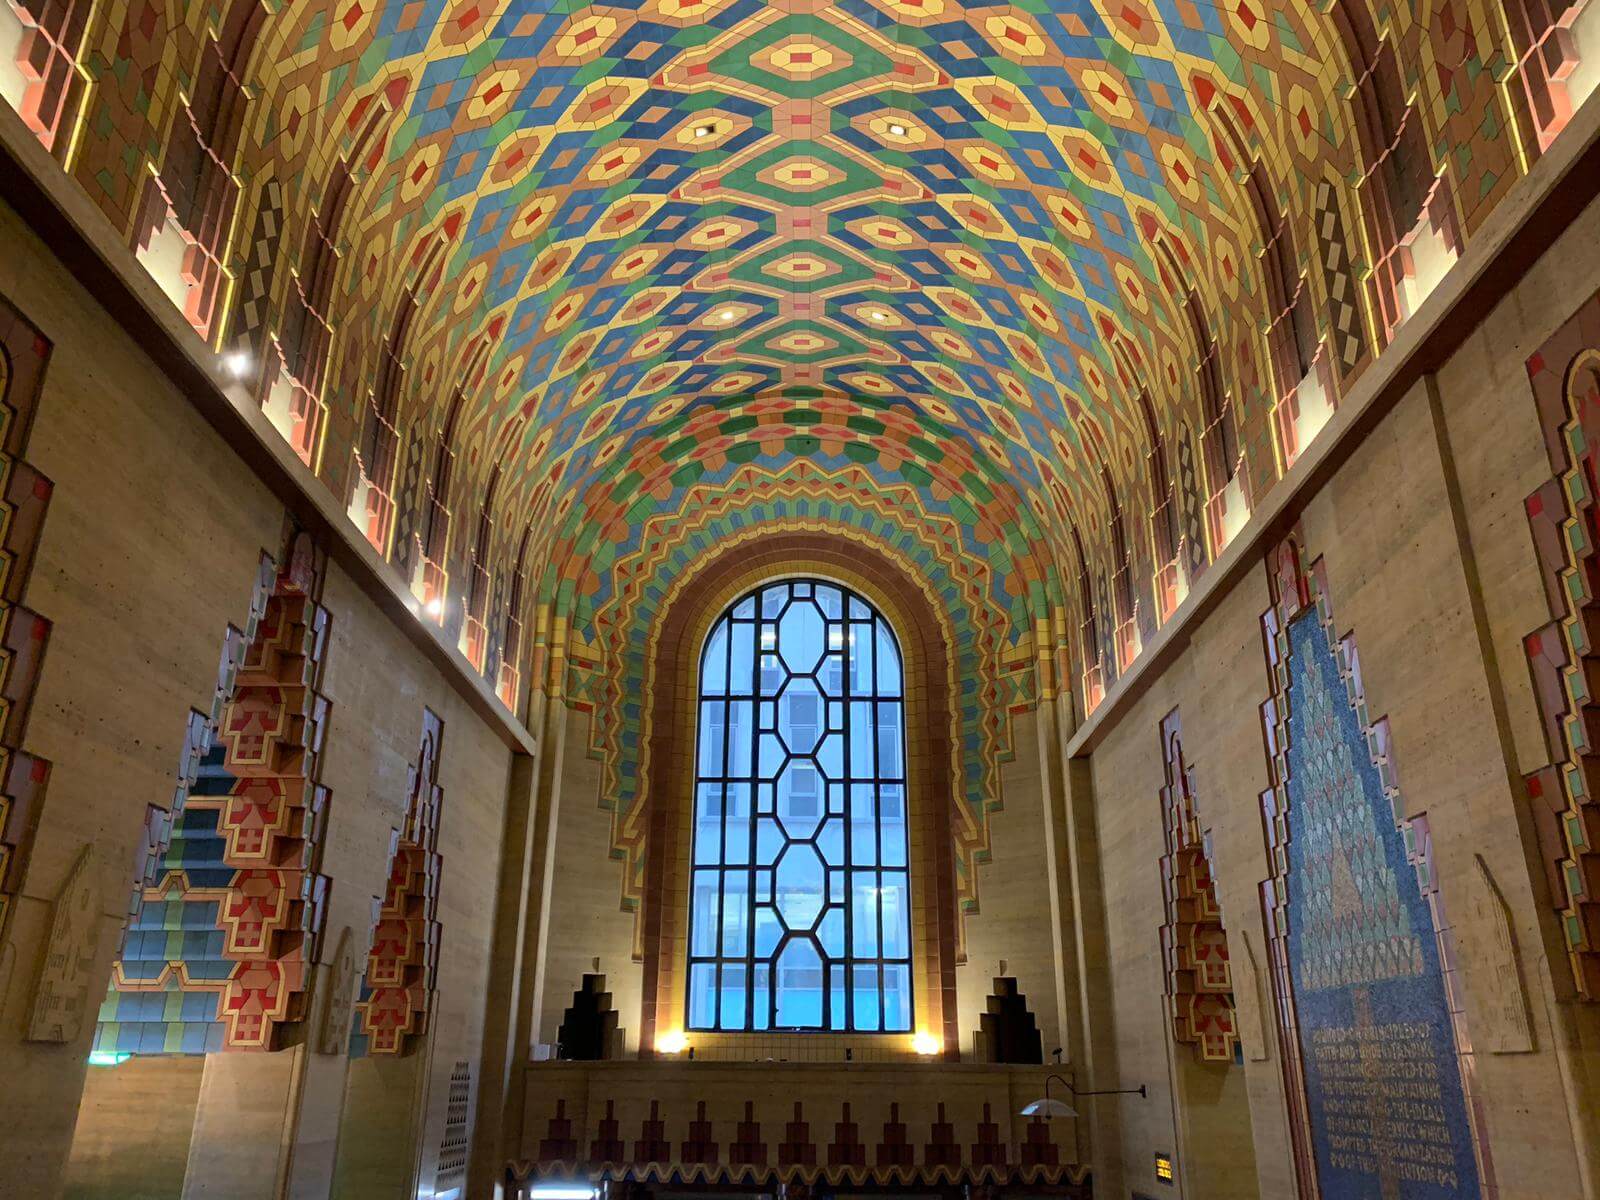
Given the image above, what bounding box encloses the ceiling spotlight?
[869,310,888,322]
[221,350,252,378]
[887,122,909,137]
[693,123,716,139]
[719,308,738,322]
[425,598,443,617]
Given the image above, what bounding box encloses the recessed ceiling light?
[887,122,908,137]
[425,598,443,617]
[719,308,738,322]
[694,123,716,138]
[869,310,888,322]
[221,350,252,378]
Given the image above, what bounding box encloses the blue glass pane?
[689,963,716,1027]
[830,964,847,1031]
[883,964,911,1031]
[875,624,902,694]
[880,872,908,957]
[849,625,873,694]
[821,650,844,697]
[754,906,782,957]
[778,601,826,675]
[702,621,729,695]
[694,786,722,864]
[698,702,726,775]
[727,701,752,776]
[817,732,844,779]
[778,680,823,754]
[733,596,756,619]
[817,816,844,865]
[876,703,904,778]
[852,965,881,1032]
[818,906,845,956]
[752,963,771,1030]
[761,586,786,617]
[728,622,755,693]
[775,940,823,1027]
[850,786,877,865]
[758,732,785,776]
[724,784,751,864]
[776,845,825,931]
[756,818,784,864]
[691,872,719,956]
[721,874,749,955]
[777,763,822,839]
[852,873,879,956]
[850,701,874,775]
[880,784,907,867]
[723,811,750,865]
[816,585,843,619]
[721,963,747,1027]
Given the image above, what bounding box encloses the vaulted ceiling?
[15,0,1556,736]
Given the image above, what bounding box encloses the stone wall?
[0,192,517,1197]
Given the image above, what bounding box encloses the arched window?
[686,578,912,1033]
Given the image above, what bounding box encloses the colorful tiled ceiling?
[17,0,1555,864]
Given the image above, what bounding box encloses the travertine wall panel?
[956,708,1063,1061]
[537,704,642,1056]
[62,1057,205,1199]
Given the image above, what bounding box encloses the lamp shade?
[1020,1097,1077,1118]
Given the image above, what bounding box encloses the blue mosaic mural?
[1284,611,1480,1199]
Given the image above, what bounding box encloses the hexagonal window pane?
[775,844,825,931]
[777,761,822,840]
[778,600,827,676]
[777,678,823,755]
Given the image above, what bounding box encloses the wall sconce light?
[656,1029,688,1055]
[911,1030,941,1056]
[1020,1072,1147,1118]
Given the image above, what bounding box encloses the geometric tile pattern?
[1158,707,1239,1064]
[95,535,333,1055]
[0,294,56,942]
[1257,534,1489,1197]
[1519,287,1600,1000]
[351,707,445,1057]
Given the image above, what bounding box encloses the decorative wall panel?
[0,293,54,941]
[1258,538,1489,1198]
[96,532,333,1054]
[1158,708,1239,1064]
[352,706,444,1056]
[1519,287,1600,999]
[512,1061,1086,1193]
